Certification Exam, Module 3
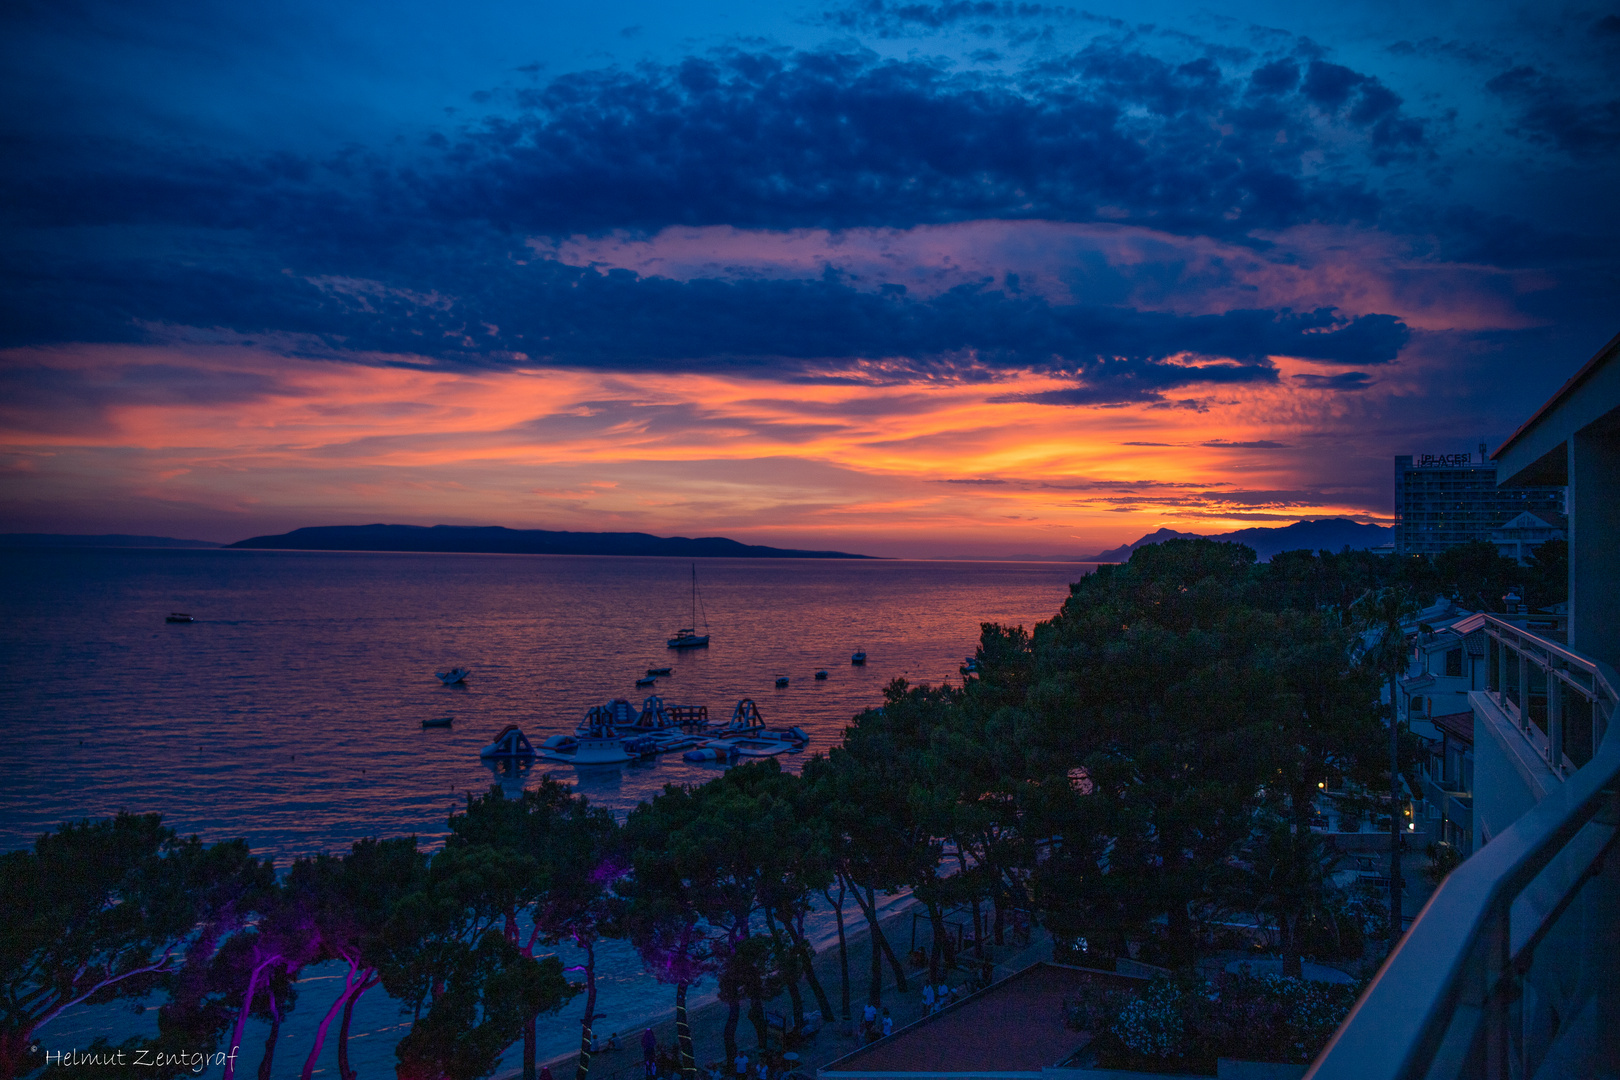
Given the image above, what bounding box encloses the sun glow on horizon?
[0,342,1388,556]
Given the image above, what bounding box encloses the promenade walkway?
[508,906,1053,1080]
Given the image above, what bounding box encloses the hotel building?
[1392,445,1564,556]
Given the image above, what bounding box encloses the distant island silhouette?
[0,533,221,548]
[228,523,877,559]
[1081,517,1392,563]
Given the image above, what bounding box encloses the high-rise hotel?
[1393,442,1565,555]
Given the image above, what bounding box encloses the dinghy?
[436,667,471,686]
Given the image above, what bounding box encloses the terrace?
[1308,331,1620,1078]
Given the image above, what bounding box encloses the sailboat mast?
[691,563,696,627]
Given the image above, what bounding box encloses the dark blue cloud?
[4,40,1424,243]
[1486,64,1620,157]
[0,224,1408,406]
[1295,370,1373,391]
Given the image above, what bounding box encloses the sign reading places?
[1412,453,1476,468]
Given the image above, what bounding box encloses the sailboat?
[667,563,711,648]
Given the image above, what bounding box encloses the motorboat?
[775,676,790,687]
[480,725,536,759]
[814,670,828,680]
[636,676,657,687]
[436,667,471,686]
[646,667,673,676]
[166,613,194,623]
[667,564,712,648]
[421,716,454,728]
[851,651,867,665]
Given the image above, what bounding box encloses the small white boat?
[166,612,194,624]
[436,667,471,686]
[851,651,867,665]
[814,670,828,680]
[646,667,673,676]
[480,725,536,759]
[421,716,454,728]
[636,675,657,687]
[775,676,789,687]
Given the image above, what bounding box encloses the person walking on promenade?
[735,1051,749,1079]
[921,983,935,1014]
[881,1008,892,1038]
[862,1002,877,1042]
[643,1028,658,1080]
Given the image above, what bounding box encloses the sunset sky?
[2,0,1617,557]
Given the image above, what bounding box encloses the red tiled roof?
[1432,710,1474,745]
[821,964,1138,1074]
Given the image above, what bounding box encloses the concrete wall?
[1471,691,1557,847]
[1569,425,1620,666]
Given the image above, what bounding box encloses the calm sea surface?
[0,549,1089,1077]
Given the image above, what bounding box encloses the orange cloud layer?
[0,343,1391,555]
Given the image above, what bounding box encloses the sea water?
[0,548,1091,1077]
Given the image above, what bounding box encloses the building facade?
[1490,510,1566,563]
[1392,443,1564,555]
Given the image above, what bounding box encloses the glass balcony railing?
[1307,621,1619,1080]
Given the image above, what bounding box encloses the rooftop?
[819,963,1138,1076]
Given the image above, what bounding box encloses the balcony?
[1306,618,1619,1080]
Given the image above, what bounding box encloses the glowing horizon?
[2,3,1614,556]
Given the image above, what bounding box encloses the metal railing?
[1482,616,1616,775]
[1307,626,1620,1080]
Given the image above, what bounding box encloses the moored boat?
[646,667,673,676]
[421,716,454,728]
[667,564,712,648]
[775,676,789,687]
[851,650,867,665]
[814,670,828,680]
[166,613,194,623]
[436,667,471,685]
